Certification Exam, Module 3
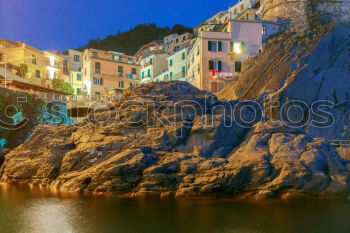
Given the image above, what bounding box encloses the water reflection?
[18,198,87,233]
[1,184,350,233]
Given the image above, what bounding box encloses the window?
[241,4,244,11]
[231,42,243,54]
[74,55,80,62]
[95,62,101,74]
[262,26,267,35]
[183,36,186,41]
[77,73,82,81]
[197,46,200,56]
[170,72,173,80]
[32,58,37,65]
[118,81,124,88]
[76,88,81,95]
[0,53,3,61]
[208,41,222,52]
[142,71,145,79]
[169,59,173,66]
[92,52,98,58]
[93,77,103,85]
[182,66,186,77]
[198,64,200,75]
[182,52,186,60]
[132,68,137,75]
[209,60,222,71]
[147,69,151,77]
[176,39,179,43]
[128,58,132,64]
[35,70,40,78]
[164,74,168,81]
[112,55,120,61]
[118,65,123,74]
[235,61,242,72]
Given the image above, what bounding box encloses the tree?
[78,23,193,55]
[51,78,75,94]
[17,63,29,78]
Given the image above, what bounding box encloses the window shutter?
[235,61,242,72]
[208,41,212,51]
[218,61,222,71]
[100,78,103,85]
[209,60,214,70]
[218,41,222,51]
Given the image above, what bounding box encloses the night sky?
[0,0,238,51]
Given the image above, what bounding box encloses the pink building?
[187,19,279,93]
[83,49,141,97]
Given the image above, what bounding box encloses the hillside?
[218,23,350,140]
[78,24,193,55]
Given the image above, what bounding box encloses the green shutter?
[218,61,222,71]
[208,41,212,51]
[77,74,82,81]
[209,60,213,70]
[218,41,222,51]
[235,61,242,72]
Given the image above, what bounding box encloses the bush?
[51,78,75,94]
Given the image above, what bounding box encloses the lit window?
[233,42,242,54]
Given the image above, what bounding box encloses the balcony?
[47,63,60,69]
[142,61,152,68]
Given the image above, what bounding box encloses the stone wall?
[261,0,350,28]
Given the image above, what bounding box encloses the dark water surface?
[1,184,350,233]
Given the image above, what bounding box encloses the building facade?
[187,19,279,93]
[140,53,169,83]
[0,40,65,89]
[83,48,141,97]
[67,50,84,95]
[166,48,187,81]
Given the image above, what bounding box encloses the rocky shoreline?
[1,81,350,200]
[2,23,350,200]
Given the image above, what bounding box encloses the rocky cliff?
[261,0,350,29]
[219,23,350,141]
[1,81,350,199]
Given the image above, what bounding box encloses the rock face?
[219,23,350,141]
[261,0,350,29]
[1,82,350,199]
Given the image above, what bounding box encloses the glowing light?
[233,42,242,54]
[48,55,55,67]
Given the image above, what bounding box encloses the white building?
[140,53,169,83]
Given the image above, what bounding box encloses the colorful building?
[187,19,279,93]
[67,50,84,95]
[83,48,140,97]
[0,40,65,89]
[166,48,187,81]
[140,53,169,83]
[164,33,194,55]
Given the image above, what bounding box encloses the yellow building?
[0,40,65,89]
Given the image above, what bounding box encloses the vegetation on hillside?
[52,78,75,94]
[78,23,193,55]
